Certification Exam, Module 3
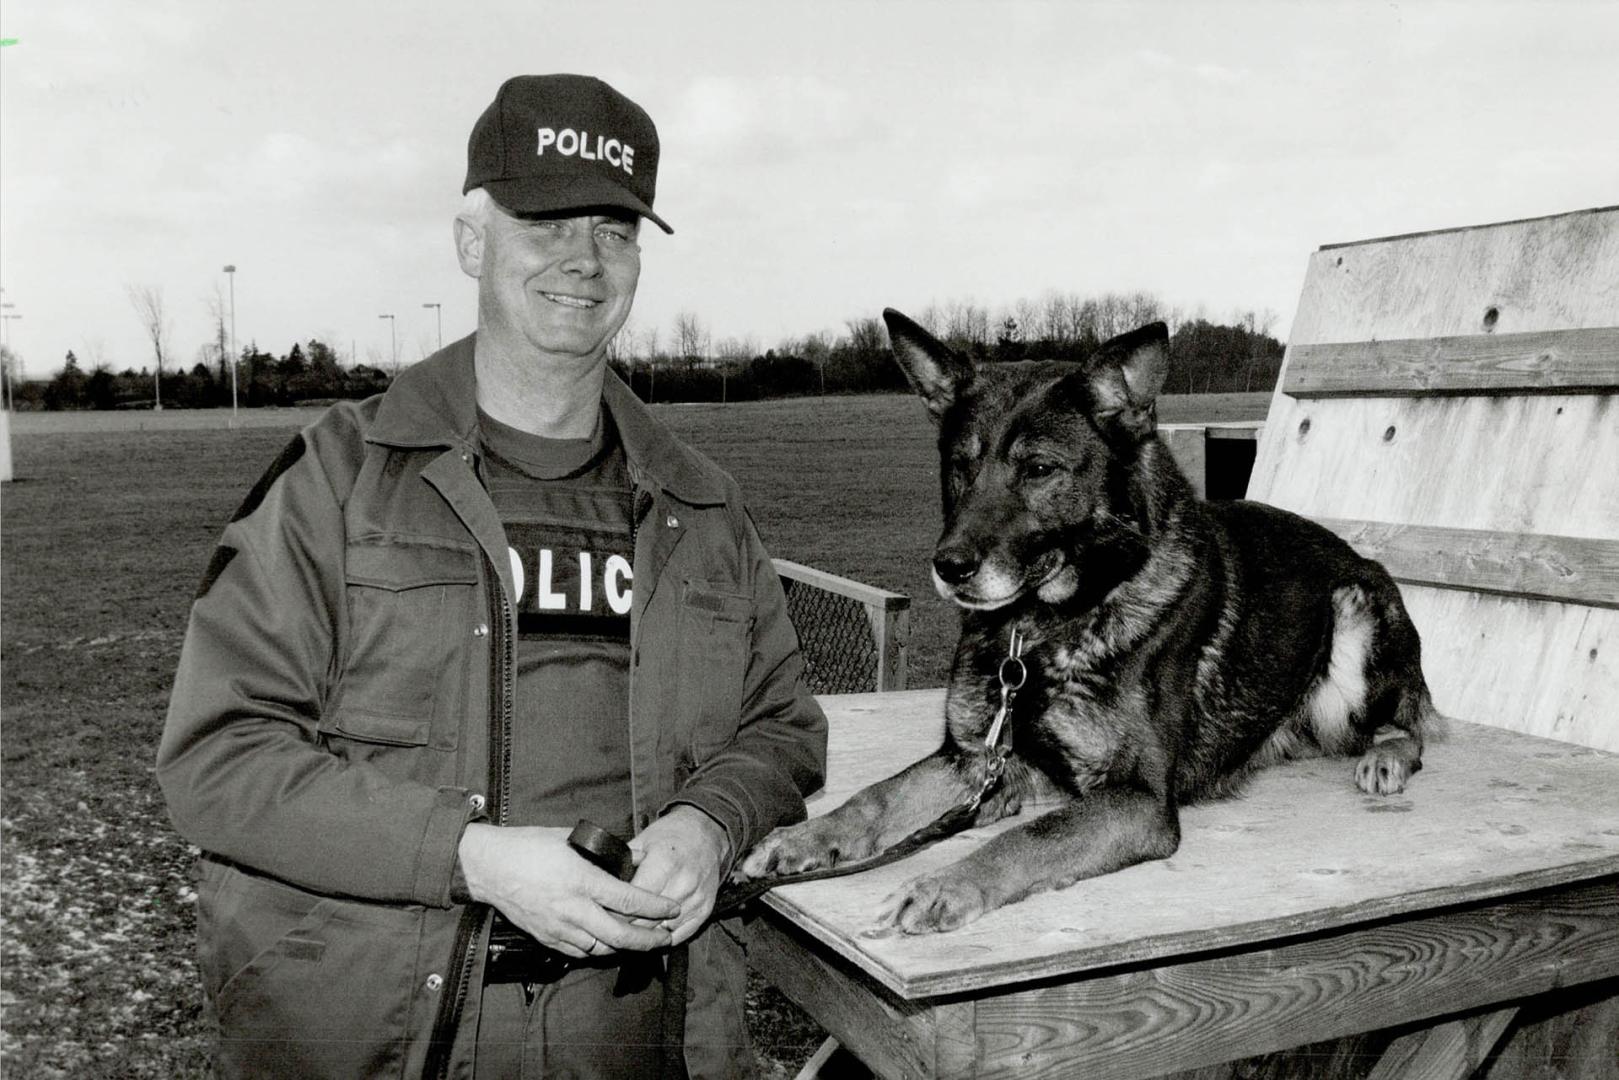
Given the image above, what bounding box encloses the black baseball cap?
[464,74,672,234]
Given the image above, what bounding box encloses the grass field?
[0,390,1269,1076]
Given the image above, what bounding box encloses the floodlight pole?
[223,265,238,422]
[0,304,18,411]
[423,302,442,351]
[379,314,397,373]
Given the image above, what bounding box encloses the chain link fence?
[781,576,884,694]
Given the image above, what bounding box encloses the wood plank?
[1249,395,1617,542]
[1157,421,1264,441]
[1317,205,1619,254]
[1248,209,1619,748]
[1401,587,1616,753]
[1159,426,1209,498]
[1282,329,1619,398]
[1481,977,1619,1079]
[755,691,1619,1000]
[871,603,911,692]
[966,878,1619,1080]
[1363,1007,1518,1080]
[1287,208,1619,345]
[747,915,969,1080]
[1312,518,1619,610]
[776,558,912,611]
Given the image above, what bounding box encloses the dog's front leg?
[734,750,988,881]
[877,789,1180,933]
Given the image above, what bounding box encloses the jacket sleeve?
[664,496,828,874]
[156,416,479,907]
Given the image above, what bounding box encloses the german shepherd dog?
[734,310,1439,935]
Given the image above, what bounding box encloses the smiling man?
[158,75,826,1079]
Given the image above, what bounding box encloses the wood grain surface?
[964,880,1619,1079]
[1282,328,1619,397]
[1247,206,1619,750]
[1310,518,1619,609]
[756,690,1619,1000]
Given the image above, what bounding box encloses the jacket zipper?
[424,549,513,1079]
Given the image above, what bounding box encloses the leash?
[713,627,1029,916]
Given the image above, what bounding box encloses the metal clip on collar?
[969,627,1027,812]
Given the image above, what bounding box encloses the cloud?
[666,74,872,163]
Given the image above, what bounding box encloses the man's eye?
[594,225,634,245]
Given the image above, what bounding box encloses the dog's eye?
[1023,459,1060,479]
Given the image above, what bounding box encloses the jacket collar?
[367,333,726,507]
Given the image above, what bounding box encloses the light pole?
[422,302,442,351]
[223,265,239,421]
[0,308,20,411]
[378,314,397,373]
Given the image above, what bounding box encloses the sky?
[1,0,1616,378]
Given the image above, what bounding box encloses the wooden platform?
[758,690,1619,1000]
[747,691,1619,1078]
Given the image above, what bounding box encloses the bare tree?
[672,311,708,362]
[79,337,111,372]
[202,282,232,391]
[1012,298,1041,346]
[713,335,758,363]
[637,324,661,364]
[942,298,990,349]
[606,317,636,366]
[128,284,170,409]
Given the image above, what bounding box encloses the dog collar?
[970,626,1028,811]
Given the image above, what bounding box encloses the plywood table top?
[760,690,1619,999]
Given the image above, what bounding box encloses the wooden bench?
[746,206,1619,1079]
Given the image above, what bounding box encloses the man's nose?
[558,225,604,274]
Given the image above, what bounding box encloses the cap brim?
[481,174,673,234]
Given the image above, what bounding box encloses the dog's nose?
[933,549,980,586]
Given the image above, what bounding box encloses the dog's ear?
[1086,321,1168,439]
[884,308,974,421]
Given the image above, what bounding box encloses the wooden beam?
[1312,518,1619,610]
[1364,1006,1518,1080]
[966,877,1619,1079]
[775,559,911,611]
[748,917,977,1080]
[1282,328,1619,398]
[1315,204,1618,253]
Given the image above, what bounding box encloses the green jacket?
[158,337,827,1078]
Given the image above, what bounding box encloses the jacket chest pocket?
[677,583,753,762]
[325,542,480,755]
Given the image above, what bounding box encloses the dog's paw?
[1355,747,1413,795]
[733,820,872,882]
[876,873,990,934]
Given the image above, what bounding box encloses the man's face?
[468,202,641,363]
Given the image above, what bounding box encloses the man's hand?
[458,824,678,958]
[629,806,730,946]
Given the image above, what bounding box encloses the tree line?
[16,289,1284,411]
[20,341,392,411]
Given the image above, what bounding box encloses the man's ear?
[883,308,974,423]
[453,215,484,279]
[1087,321,1168,439]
